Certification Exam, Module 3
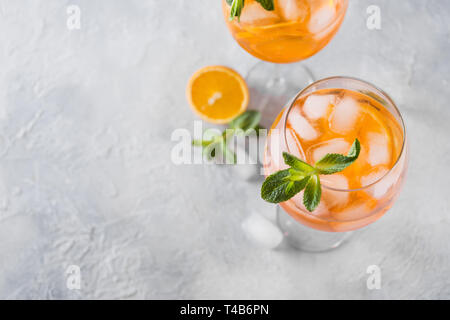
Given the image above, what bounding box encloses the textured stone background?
[0,0,449,299]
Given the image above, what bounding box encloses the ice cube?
[249,133,265,167]
[241,212,284,249]
[287,111,319,141]
[329,96,361,135]
[361,166,389,187]
[308,2,336,33]
[321,174,349,190]
[291,191,329,218]
[366,132,391,166]
[303,94,335,120]
[267,127,305,172]
[307,138,351,163]
[276,0,308,22]
[241,2,280,26]
[321,174,350,208]
[285,127,306,159]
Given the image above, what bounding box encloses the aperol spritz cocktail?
[223,0,348,63]
[264,77,408,248]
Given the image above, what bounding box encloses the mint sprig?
[227,0,274,21]
[192,110,262,164]
[261,139,361,212]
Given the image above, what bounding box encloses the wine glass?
[263,77,408,251]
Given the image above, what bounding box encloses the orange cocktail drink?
[223,0,348,63]
[264,77,408,232]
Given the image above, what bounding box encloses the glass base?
[245,61,314,129]
[276,206,352,252]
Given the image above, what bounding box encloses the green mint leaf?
[229,0,245,21]
[255,0,274,11]
[203,141,220,161]
[303,175,321,212]
[229,110,261,133]
[192,111,262,165]
[261,169,310,203]
[314,139,361,175]
[283,152,315,173]
[226,0,233,5]
[254,124,265,136]
[261,139,361,210]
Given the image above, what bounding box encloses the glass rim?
[283,76,407,193]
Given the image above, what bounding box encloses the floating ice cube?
[373,156,406,199]
[287,111,319,141]
[234,143,259,180]
[321,174,350,208]
[329,96,361,135]
[290,191,305,210]
[241,212,284,249]
[276,0,308,21]
[361,166,389,187]
[291,191,329,218]
[321,174,349,190]
[241,2,280,26]
[307,138,351,163]
[303,94,335,120]
[312,15,336,41]
[308,2,336,33]
[366,132,391,166]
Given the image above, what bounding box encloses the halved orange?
[186,66,249,124]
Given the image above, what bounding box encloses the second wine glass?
[222,0,348,126]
